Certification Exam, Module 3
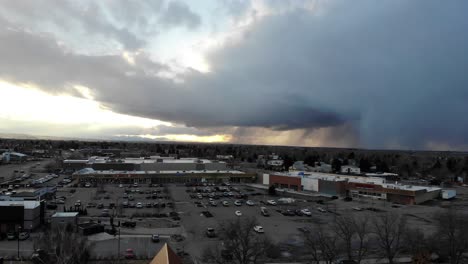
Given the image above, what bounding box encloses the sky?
[1,0,468,151]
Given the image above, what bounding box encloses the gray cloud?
[159,1,201,29]
[0,0,201,51]
[1,0,468,150]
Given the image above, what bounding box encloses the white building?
[0,200,42,231]
[341,165,361,174]
[51,212,79,228]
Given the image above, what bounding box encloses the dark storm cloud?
[1,0,468,149]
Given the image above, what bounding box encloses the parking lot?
[2,162,468,261]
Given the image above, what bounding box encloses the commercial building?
[263,172,442,205]
[51,212,79,228]
[73,168,256,184]
[63,156,228,172]
[0,187,56,201]
[1,151,27,163]
[0,200,44,232]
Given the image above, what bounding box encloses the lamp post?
[17,225,21,259]
[116,221,121,263]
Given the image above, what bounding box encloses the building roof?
[52,212,79,218]
[0,200,40,209]
[74,169,244,175]
[149,243,182,264]
[65,157,225,165]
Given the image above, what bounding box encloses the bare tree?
[202,217,273,264]
[404,228,435,264]
[304,224,340,264]
[433,207,468,264]
[352,214,371,264]
[372,212,407,264]
[33,225,91,264]
[333,215,355,260]
[332,214,371,263]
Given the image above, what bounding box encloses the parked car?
[122,221,136,228]
[317,207,327,213]
[206,228,216,238]
[301,209,312,216]
[151,234,160,243]
[282,209,295,216]
[246,200,255,206]
[222,201,229,207]
[136,202,143,208]
[295,209,304,216]
[7,232,16,240]
[253,226,264,233]
[235,210,242,216]
[297,226,312,233]
[266,200,277,206]
[352,207,363,211]
[260,207,270,217]
[125,248,136,259]
[234,200,242,206]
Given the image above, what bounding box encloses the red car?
[125,248,135,259]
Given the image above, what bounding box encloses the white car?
[84,183,91,188]
[246,200,255,206]
[266,200,277,206]
[119,184,123,188]
[300,209,312,216]
[352,207,363,211]
[317,207,327,213]
[234,200,242,206]
[253,225,264,233]
[136,202,143,208]
[235,210,242,216]
[222,201,229,206]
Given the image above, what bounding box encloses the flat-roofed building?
[51,212,79,228]
[264,171,441,205]
[0,200,44,232]
[73,168,255,184]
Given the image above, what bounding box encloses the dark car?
[206,228,216,238]
[151,234,160,243]
[7,232,16,240]
[282,209,295,216]
[46,203,58,210]
[125,248,135,259]
[295,209,304,216]
[122,221,136,228]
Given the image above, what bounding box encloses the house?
[341,165,361,174]
[149,243,182,264]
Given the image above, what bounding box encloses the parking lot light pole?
[117,221,121,263]
[17,225,21,259]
